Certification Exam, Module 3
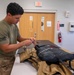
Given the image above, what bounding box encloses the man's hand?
[23,40,32,46]
[22,37,36,47]
[29,37,36,46]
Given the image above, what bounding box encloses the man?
[0,2,35,75]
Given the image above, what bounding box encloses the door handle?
[34,32,37,38]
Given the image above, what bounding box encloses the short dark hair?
[6,2,24,15]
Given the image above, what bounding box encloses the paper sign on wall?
[30,16,33,20]
[47,21,51,27]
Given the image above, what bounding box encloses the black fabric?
[36,40,60,48]
[35,44,74,65]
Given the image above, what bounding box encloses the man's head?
[7,2,24,15]
[6,2,24,24]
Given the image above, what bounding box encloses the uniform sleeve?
[0,27,9,44]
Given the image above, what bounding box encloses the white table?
[11,55,37,75]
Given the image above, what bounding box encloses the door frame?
[22,9,57,43]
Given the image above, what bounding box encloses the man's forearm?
[17,37,30,42]
[0,41,26,53]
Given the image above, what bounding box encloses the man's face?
[7,13,22,24]
[11,15,21,24]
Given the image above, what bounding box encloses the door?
[19,12,55,43]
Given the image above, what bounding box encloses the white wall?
[0,0,74,52]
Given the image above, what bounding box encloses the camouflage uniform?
[0,20,20,75]
[0,55,15,75]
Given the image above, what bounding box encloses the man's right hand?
[23,40,33,46]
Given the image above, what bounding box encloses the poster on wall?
[29,16,33,21]
[47,21,51,27]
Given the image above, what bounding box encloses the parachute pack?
[35,40,74,70]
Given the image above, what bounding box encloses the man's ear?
[7,13,12,16]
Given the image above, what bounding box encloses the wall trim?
[24,9,57,13]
